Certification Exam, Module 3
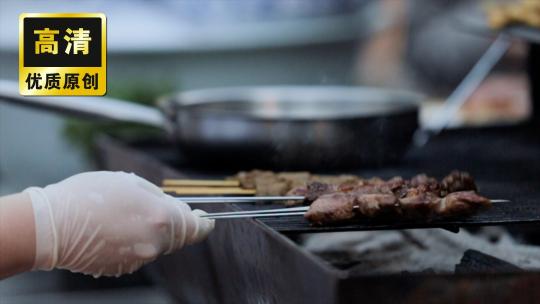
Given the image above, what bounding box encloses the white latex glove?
[23,171,214,278]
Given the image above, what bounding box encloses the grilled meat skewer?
[305,190,491,226]
[231,170,489,225]
[286,171,479,206]
[302,172,486,225]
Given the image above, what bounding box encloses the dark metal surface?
[171,109,419,169]
[338,273,540,304]
[455,250,522,274]
[165,86,421,169]
[529,42,540,131]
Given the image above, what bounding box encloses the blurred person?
[0,171,214,279]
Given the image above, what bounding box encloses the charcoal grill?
[92,35,540,303]
[96,118,540,303]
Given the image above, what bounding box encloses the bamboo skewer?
[178,196,305,203]
[162,187,256,195]
[162,179,240,187]
[162,178,253,195]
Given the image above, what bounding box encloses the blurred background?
[0,0,534,303]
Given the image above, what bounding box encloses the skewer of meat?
[303,171,487,225]
[233,170,489,225]
[306,190,491,226]
[305,190,491,225]
[289,171,479,205]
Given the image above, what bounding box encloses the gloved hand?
[23,171,214,278]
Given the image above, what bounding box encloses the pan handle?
[0,80,166,129]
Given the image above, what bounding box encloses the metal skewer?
[163,179,240,187]
[198,199,511,219]
[491,199,511,203]
[179,196,305,204]
[181,196,510,205]
[200,206,309,217]
[203,212,307,220]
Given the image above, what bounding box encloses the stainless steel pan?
[0,80,421,169]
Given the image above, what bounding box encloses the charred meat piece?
[349,184,393,195]
[353,193,398,217]
[365,177,386,185]
[285,186,308,206]
[410,174,438,187]
[385,176,406,190]
[276,172,310,188]
[305,193,355,225]
[437,191,491,216]
[305,181,339,202]
[305,193,398,225]
[255,177,289,196]
[234,170,490,225]
[398,190,441,218]
[442,171,478,193]
[234,170,275,189]
[419,183,442,195]
[288,180,389,205]
[410,174,443,196]
[337,180,359,192]
[282,181,340,206]
[306,190,491,225]
[301,179,399,203]
[385,177,410,198]
[310,174,360,185]
[232,170,362,197]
